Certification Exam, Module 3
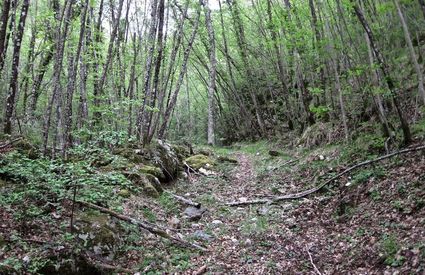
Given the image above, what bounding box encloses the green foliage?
[379,234,405,267]
[310,105,331,120]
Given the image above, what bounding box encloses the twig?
[82,253,136,273]
[76,200,207,252]
[226,145,425,206]
[307,249,322,275]
[164,190,201,208]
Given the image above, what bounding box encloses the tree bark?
[157,3,201,140]
[201,0,217,146]
[351,1,412,144]
[0,0,11,72]
[3,0,30,134]
[418,0,425,19]
[394,0,425,105]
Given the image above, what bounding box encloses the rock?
[183,206,207,221]
[192,230,214,242]
[199,168,216,176]
[74,210,121,254]
[155,140,181,182]
[143,181,160,198]
[217,155,238,164]
[14,139,39,159]
[118,189,131,198]
[211,220,223,227]
[144,174,164,194]
[268,150,281,157]
[185,154,215,170]
[171,144,191,160]
[197,148,213,156]
[112,147,145,163]
[168,216,181,229]
[139,165,166,182]
[122,171,161,197]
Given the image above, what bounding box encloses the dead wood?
[165,190,201,208]
[76,200,207,251]
[226,145,425,206]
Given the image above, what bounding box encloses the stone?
[183,206,207,221]
[211,220,223,227]
[192,230,214,242]
[217,155,238,164]
[139,165,166,182]
[168,216,181,229]
[122,171,161,197]
[185,154,215,170]
[118,189,131,198]
[155,140,182,182]
[268,150,281,157]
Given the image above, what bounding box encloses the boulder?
[185,154,215,170]
[74,210,122,254]
[139,165,166,182]
[14,139,39,159]
[183,206,207,221]
[122,171,161,198]
[154,140,181,182]
[112,147,145,163]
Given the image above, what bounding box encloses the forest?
[0,0,425,273]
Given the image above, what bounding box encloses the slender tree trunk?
[0,0,11,72]
[42,0,73,153]
[158,3,201,140]
[201,0,217,146]
[418,0,425,19]
[62,0,89,155]
[351,1,412,144]
[3,0,30,134]
[394,0,425,105]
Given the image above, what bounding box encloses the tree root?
[76,200,207,252]
[226,145,425,206]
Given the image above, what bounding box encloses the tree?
[3,0,30,134]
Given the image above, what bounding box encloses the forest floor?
[1,136,425,274]
[165,142,425,274]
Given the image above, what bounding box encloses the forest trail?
[169,145,425,274]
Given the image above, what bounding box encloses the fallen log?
[76,200,207,252]
[226,144,425,206]
[165,190,201,208]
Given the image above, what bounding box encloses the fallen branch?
[307,249,322,275]
[76,200,207,252]
[226,145,425,206]
[0,137,23,150]
[165,190,201,208]
[82,253,136,274]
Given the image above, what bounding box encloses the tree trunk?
[3,0,30,134]
[62,0,89,155]
[351,1,412,144]
[418,0,425,19]
[394,0,425,105]
[157,3,201,140]
[0,0,11,72]
[201,0,217,146]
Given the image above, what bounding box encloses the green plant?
[380,234,404,267]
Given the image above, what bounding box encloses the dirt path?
[172,150,425,274]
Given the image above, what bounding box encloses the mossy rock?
[75,210,121,250]
[155,140,182,181]
[122,171,162,197]
[140,165,166,182]
[197,148,214,156]
[171,144,191,160]
[185,154,215,170]
[112,147,145,163]
[118,189,131,198]
[217,155,238,164]
[144,174,164,194]
[143,181,160,198]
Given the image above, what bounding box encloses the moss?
[145,174,164,194]
[143,181,160,198]
[112,147,145,163]
[217,155,238,164]
[140,165,165,181]
[118,189,131,198]
[171,144,191,160]
[76,210,120,247]
[185,154,215,170]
